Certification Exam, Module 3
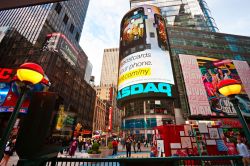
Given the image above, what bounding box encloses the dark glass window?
[63,14,69,25]
[70,24,74,33]
[55,3,62,14]
[75,32,80,41]
[150,32,155,38]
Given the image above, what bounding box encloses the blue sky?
[79,0,250,85]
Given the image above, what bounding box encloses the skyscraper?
[0,1,96,133]
[130,0,218,32]
[0,0,89,45]
[100,48,119,87]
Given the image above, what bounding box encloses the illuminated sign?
[118,5,175,103]
[108,107,112,131]
[179,54,250,117]
[117,82,172,100]
[0,68,16,82]
[43,33,78,66]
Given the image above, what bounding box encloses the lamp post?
[0,63,45,158]
[218,79,250,142]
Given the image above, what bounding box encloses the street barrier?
[17,155,243,166]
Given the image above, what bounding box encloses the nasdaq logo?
[117,82,172,100]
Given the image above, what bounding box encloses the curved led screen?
[117,5,174,104]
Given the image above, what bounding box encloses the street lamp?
[0,62,45,158]
[218,79,250,142]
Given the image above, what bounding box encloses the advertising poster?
[181,137,192,149]
[117,6,174,102]
[197,57,250,116]
[209,128,220,139]
[179,55,211,115]
[0,83,30,113]
[0,83,10,106]
[179,54,250,117]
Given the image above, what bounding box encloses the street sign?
[0,0,67,10]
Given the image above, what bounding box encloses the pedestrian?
[78,139,83,152]
[236,139,250,166]
[137,141,141,152]
[132,140,137,153]
[0,138,16,166]
[112,139,118,155]
[125,138,132,157]
[145,139,148,147]
[69,138,78,156]
[121,138,125,150]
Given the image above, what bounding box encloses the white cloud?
[79,0,129,85]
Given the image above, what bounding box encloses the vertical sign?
[108,107,113,131]
[179,54,211,115]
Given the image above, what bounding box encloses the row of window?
[54,3,80,41]
[170,38,250,53]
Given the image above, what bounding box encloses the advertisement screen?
[179,54,250,117]
[0,83,30,113]
[43,33,78,66]
[118,6,175,103]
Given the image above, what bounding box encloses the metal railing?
[24,155,243,166]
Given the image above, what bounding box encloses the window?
[55,3,62,14]
[63,14,69,25]
[69,24,74,33]
[75,32,80,41]
[150,32,155,38]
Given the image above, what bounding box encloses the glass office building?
[0,1,96,135]
[0,0,89,46]
[130,0,218,32]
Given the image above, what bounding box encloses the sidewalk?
[7,145,151,166]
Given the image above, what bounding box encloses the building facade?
[93,97,107,132]
[130,0,218,32]
[100,48,119,87]
[118,4,250,141]
[118,5,176,141]
[0,28,96,134]
[0,0,96,136]
[166,26,250,121]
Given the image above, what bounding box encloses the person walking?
[69,138,78,156]
[125,138,132,157]
[137,141,141,152]
[112,139,118,155]
[132,140,137,153]
[236,139,250,166]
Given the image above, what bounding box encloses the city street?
[8,144,151,165]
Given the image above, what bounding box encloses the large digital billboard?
[117,5,175,103]
[179,54,250,117]
[43,33,78,66]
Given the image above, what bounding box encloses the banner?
[179,54,250,117]
[179,55,211,115]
